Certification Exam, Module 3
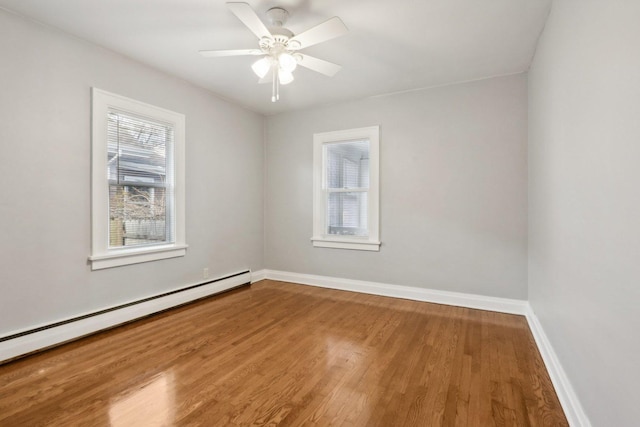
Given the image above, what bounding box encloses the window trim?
[312,126,380,251]
[90,88,187,270]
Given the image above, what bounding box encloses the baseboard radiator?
[0,270,251,364]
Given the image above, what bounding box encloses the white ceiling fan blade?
[199,49,262,58]
[289,17,348,49]
[227,2,272,40]
[298,55,342,77]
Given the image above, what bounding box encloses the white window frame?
[312,126,380,251]
[89,88,187,270]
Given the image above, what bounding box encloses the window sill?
[311,237,380,252]
[89,244,188,270]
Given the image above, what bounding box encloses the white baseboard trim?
[250,269,267,283]
[0,271,251,364]
[261,269,528,315]
[525,307,592,427]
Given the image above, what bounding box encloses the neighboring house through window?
[312,126,380,251]
[90,89,186,270]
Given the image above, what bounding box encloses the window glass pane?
[107,109,173,248]
[326,140,369,189]
[109,185,167,248]
[327,192,368,236]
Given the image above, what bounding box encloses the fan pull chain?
[270,65,281,102]
[272,66,277,102]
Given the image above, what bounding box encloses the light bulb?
[278,53,297,73]
[251,57,271,78]
[278,69,294,85]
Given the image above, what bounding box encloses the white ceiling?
[0,0,551,115]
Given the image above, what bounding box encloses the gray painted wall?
[528,0,640,425]
[0,10,264,335]
[4,2,635,422]
[266,74,528,299]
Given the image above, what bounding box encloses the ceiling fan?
[199,2,348,102]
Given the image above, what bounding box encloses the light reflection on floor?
[323,336,371,422]
[109,371,175,426]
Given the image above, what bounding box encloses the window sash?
[106,108,175,249]
[326,188,368,193]
[325,190,369,237]
[108,184,171,249]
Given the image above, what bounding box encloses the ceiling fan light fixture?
[278,69,294,85]
[278,52,297,73]
[251,57,272,78]
[200,3,348,103]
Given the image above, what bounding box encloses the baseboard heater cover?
[0,270,251,364]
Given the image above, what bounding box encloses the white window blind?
[107,110,175,248]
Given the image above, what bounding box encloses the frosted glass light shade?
[251,57,271,78]
[278,53,297,73]
[278,69,294,85]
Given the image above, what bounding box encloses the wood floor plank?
[0,280,568,426]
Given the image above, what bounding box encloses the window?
[90,89,186,270]
[312,126,380,251]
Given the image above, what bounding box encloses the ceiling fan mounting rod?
[266,7,289,27]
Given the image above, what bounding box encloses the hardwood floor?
[0,280,567,426]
